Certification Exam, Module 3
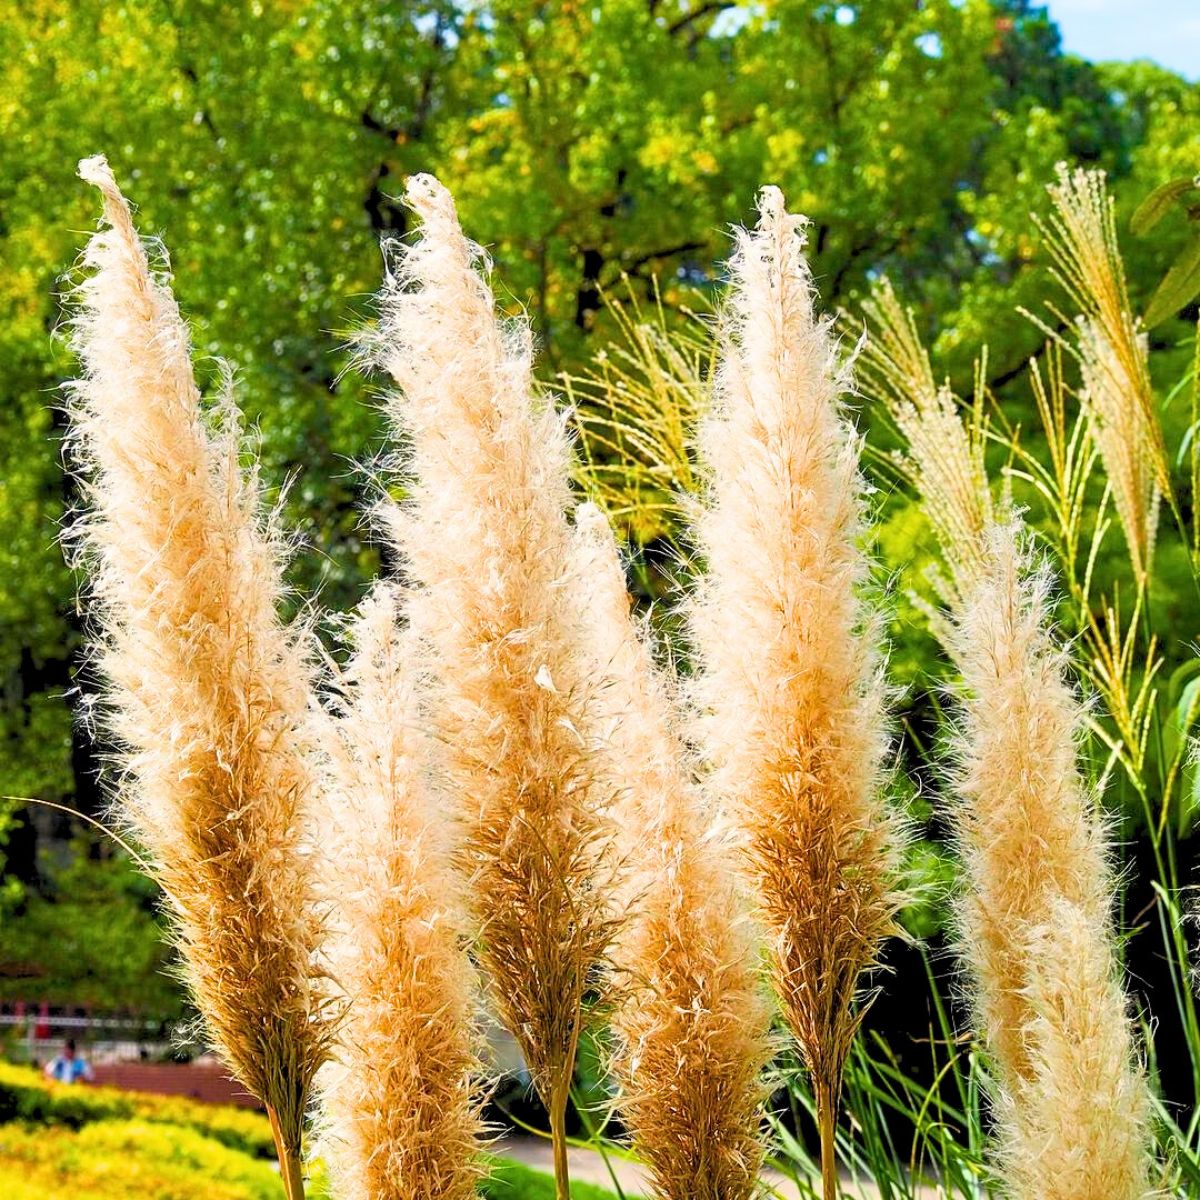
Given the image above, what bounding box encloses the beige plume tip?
[405,172,458,225]
[77,154,136,235]
[78,154,115,189]
[755,184,808,243]
[756,184,786,221]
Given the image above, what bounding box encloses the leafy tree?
[0,846,182,1016]
[0,0,1196,918]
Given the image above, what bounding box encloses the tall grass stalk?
[858,281,1156,1196]
[563,285,712,547]
[363,174,617,1200]
[570,501,771,1200]
[317,583,483,1200]
[67,157,330,1198]
[690,187,904,1200]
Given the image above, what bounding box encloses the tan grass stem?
[67,156,330,1192]
[571,502,770,1200]
[690,187,904,1200]
[317,584,483,1200]
[363,174,617,1200]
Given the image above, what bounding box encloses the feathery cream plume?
[948,523,1153,1199]
[856,284,1154,1195]
[317,583,483,1200]
[67,156,330,1198]
[857,278,993,606]
[690,187,904,1200]
[363,175,617,1200]
[570,502,770,1200]
[1039,164,1166,583]
[1002,898,1152,1200]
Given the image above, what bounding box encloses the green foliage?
[0,0,1196,831]
[484,1157,617,1200]
[0,847,182,1015]
[1133,173,1200,326]
[0,1073,616,1200]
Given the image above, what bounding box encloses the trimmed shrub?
[0,1119,280,1200]
[0,1062,274,1157]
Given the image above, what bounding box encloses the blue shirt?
[45,1055,92,1084]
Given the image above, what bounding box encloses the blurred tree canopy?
[0,0,1197,892]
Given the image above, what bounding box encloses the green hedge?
[0,1062,622,1200]
[0,1062,274,1158]
[0,1119,283,1200]
[485,1157,619,1200]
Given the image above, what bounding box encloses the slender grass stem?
[817,1089,838,1200]
[549,1074,572,1200]
[267,1105,305,1200]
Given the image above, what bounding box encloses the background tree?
[0,0,1197,1040]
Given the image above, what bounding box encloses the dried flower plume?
[571,502,770,1200]
[317,584,483,1200]
[690,186,904,1199]
[363,174,617,1198]
[66,156,330,1193]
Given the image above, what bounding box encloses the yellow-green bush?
[0,1103,613,1200]
[0,1119,282,1200]
[0,1062,274,1157]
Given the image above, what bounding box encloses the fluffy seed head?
[690,186,904,1118]
[999,898,1152,1200]
[66,156,330,1153]
[858,278,993,606]
[571,502,771,1200]
[948,524,1154,1199]
[363,175,618,1107]
[317,584,484,1200]
[1040,165,1165,582]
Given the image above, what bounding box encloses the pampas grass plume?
[364,174,616,1199]
[317,583,483,1200]
[67,156,329,1195]
[949,523,1152,1199]
[690,186,904,1200]
[571,502,770,1200]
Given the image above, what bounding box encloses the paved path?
[495,1134,937,1199]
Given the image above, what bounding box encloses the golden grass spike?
[318,583,484,1200]
[570,502,770,1200]
[690,186,904,1200]
[1040,164,1166,583]
[67,156,330,1193]
[949,523,1153,1199]
[363,174,618,1200]
[858,277,993,606]
[563,285,712,545]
